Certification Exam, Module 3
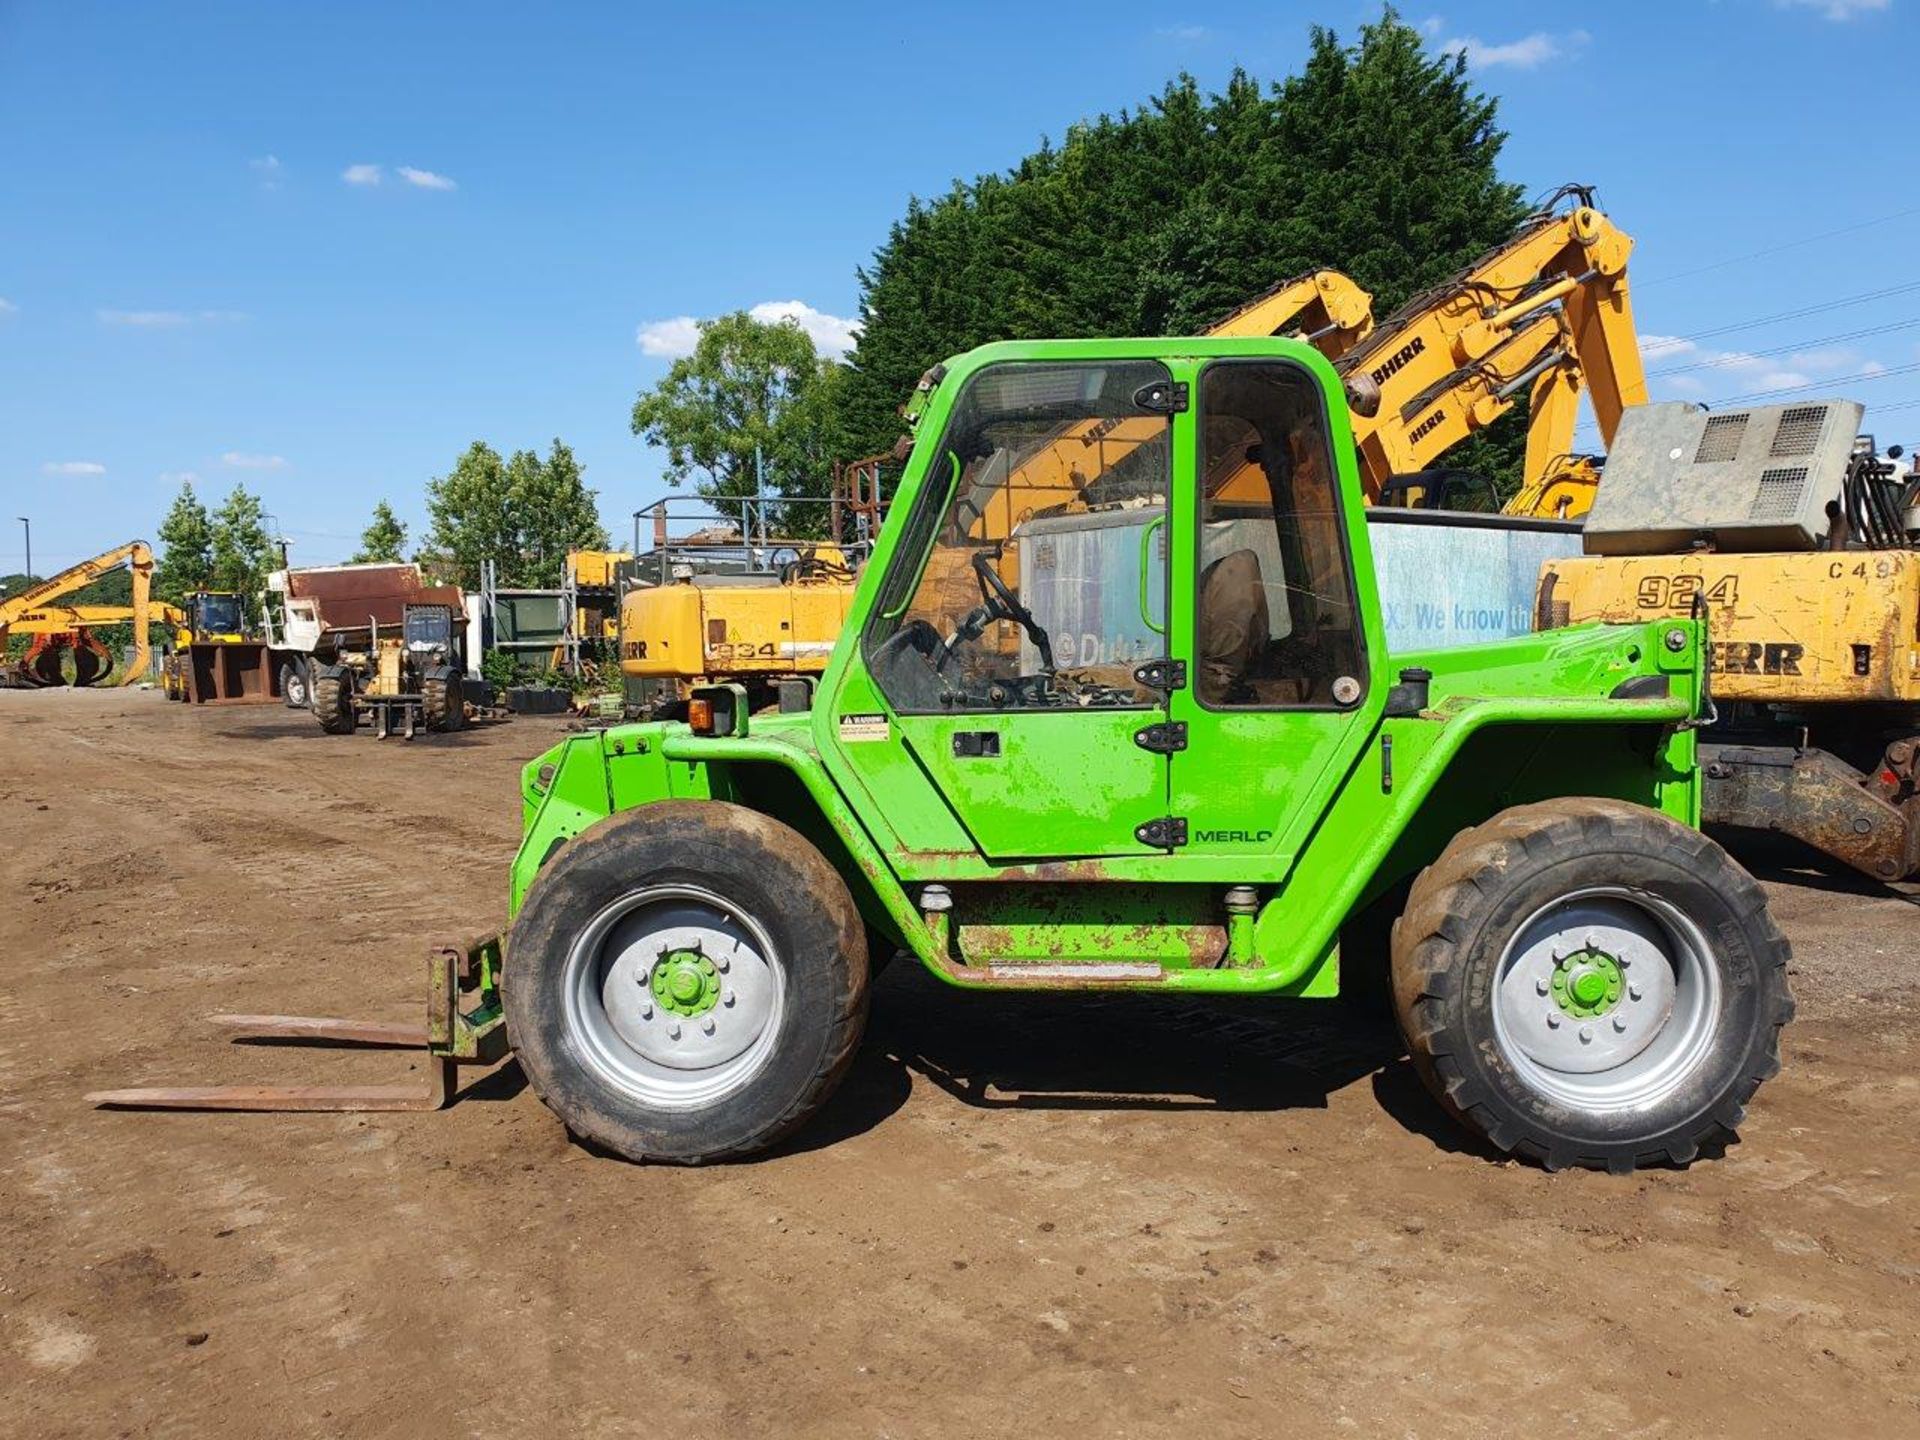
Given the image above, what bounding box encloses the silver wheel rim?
[1490,886,1722,1113]
[561,883,786,1111]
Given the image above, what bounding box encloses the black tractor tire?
[282,660,311,710]
[313,672,356,735]
[1390,797,1793,1173]
[506,801,870,1163]
[422,673,465,732]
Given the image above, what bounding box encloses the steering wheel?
[961,550,1056,673]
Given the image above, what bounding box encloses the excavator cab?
[1377,469,1502,513]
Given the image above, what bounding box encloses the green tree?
[352,501,409,563]
[155,481,214,604]
[509,440,609,584]
[423,438,609,588]
[208,484,279,604]
[839,10,1530,482]
[630,311,846,525]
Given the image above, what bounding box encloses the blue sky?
[2,0,1915,574]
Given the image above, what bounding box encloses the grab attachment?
[87,936,509,1113]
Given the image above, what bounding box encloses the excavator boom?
[1333,186,1647,513]
[0,541,157,687]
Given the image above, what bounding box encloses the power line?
[1648,316,1920,377]
[1706,360,1920,407]
[1637,204,1920,289]
[1642,279,1920,352]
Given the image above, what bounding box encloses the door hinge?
[1133,720,1188,754]
[1132,657,1187,693]
[1134,816,1189,849]
[1132,379,1189,415]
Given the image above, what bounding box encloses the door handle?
[1139,514,1167,635]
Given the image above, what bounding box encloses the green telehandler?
[96,337,1793,1172]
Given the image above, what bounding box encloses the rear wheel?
[1391,797,1792,1172]
[313,672,355,734]
[506,801,870,1163]
[282,660,311,709]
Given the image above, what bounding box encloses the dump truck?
[263,562,468,708]
[101,336,1793,1174]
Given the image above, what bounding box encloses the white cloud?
[99,309,189,327]
[1441,29,1589,68]
[221,451,288,470]
[342,163,383,186]
[1861,359,1889,376]
[636,301,862,361]
[1641,332,1883,399]
[1155,24,1211,41]
[748,300,861,358]
[250,155,281,188]
[1776,0,1889,19]
[44,460,106,476]
[397,166,456,191]
[0,297,15,315]
[1420,15,1445,36]
[636,315,702,358]
[97,308,247,327]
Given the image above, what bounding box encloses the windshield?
[863,360,1172,713]
[405,608,453,651]
[197,593,243,634]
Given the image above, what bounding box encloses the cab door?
[1165,356,1384,862]
[834,357,1181,862]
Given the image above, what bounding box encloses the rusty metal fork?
[87,937,508,1114]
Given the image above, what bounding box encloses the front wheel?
[506,802,870,1163]
[282,661,311,709]
[1391,798,1793,1172]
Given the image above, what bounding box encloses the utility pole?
[16,516,29,580]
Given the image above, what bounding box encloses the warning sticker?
[837,712,891,743]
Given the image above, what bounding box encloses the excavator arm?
[1333,187,1647,514]
[1208,270,1375,358]
[0,541,158,687]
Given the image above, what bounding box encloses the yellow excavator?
[1538,400,1920,881]
[619,187,1646,710]
[0,541,166,687]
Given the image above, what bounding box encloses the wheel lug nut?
[640,1003,653,1020]
[716,956,730,973]
[1536,978,1550,995]
[1628,984,1642,1001]
[668,1022,682,1040]
[1578,1026,1593,1044]
[701,1018,716,1035]
[722,992,736,1007]
[1613,1017,1627,1033]
[1546,1013,1561,1029]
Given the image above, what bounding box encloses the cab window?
[1195,360,1365,708]
[865,360,1173,714]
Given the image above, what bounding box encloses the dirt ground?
[2,687,1917,1439]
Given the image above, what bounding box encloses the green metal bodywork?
[509,338,1705,997]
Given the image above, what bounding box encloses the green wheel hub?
[1550,947,1625,1019]
[650,948,721,1018]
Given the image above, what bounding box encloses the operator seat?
[1197,548,1269,704]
